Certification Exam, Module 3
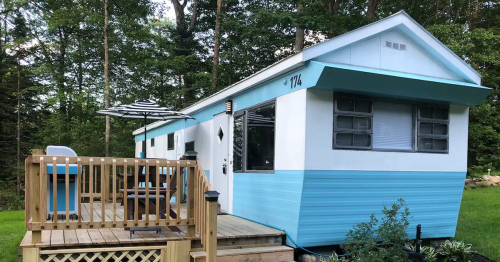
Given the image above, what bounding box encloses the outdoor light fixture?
[226,100,233,114]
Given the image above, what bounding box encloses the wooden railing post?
[187,163,195,237]
[30,149,43,244]
[104,164,110,203]
[185,152,198,238]
[204,191,219,262]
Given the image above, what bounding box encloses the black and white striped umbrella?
[96,99,194,157]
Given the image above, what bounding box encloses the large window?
[167,133,174,150]
[333,94,449,153]
[233,101,275,172]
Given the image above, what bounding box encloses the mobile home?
[133,11,490,247]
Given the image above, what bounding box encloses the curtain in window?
[373,102,413,150]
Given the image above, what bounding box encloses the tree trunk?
[104,0,111,157]
[295,2,305,52]
[212,0,223,92]
[16,63,21,199]
[326,0,342,38]
[171,0,200,107]
[367,0,381,19]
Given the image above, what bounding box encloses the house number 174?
[290,74,302,89]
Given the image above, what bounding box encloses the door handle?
[222,163,227,175]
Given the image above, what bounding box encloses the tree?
[211,0,222,91]
[294,1,304,52]
[104,0,111,157]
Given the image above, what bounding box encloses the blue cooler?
[46,146,79,220]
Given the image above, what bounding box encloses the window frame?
[416,105,450,153]
[333,93,449,154]
[233,99,276,173]
[167,133,175,150]
[333,95,374,150]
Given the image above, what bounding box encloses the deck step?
[190,246,294,262]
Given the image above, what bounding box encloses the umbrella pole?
[144,115,147,158]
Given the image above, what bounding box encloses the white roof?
[133,10,481,135]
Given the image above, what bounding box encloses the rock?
[490,176,500,185]
[481,175,500,185]
[465,179,475,186]
[298,254,318,262]
[476,180,493,187]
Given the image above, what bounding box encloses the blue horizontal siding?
[233,171,305,245]
[296,170,465,247]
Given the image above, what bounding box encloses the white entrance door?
[212,113,230,212]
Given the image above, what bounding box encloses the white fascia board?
[133,52,305,135]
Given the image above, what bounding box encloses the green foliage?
[405,243,438,262]
[320,252,347,262]
[342,199,411,262]
[439,240,472,262]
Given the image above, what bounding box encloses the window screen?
[232,101,275,172]
[167,133,174,150]
[373,102,413,150]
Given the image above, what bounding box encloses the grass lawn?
[454,186,500,261]
[0,211,26,262]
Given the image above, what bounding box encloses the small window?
[185,141,195,152]
[333,96,373,149]
[167,133,174,150]
[232,101,275,172]
[417,105,449,153]
[150,138,155,147]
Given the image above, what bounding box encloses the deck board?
[20,202,285,248]
[75,229,92,245]
[63,230,79,246]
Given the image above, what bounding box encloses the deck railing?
[25,150,218,258]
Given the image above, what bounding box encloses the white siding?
[304,89,469,172]
[136,120,214,174]
[275,89,308,170]
[316,30,461,81]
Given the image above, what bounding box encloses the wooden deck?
[20,202,284,249]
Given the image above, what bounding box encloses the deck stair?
[190,246,295,262]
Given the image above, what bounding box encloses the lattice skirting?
[39,246,163,262]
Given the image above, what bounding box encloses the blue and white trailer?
[133,11,490,247]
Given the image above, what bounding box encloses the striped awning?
[96,99,194,120]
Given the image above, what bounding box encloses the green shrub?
[342,198,411,262]
[439,240,472,262]
[320,252,347,262]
